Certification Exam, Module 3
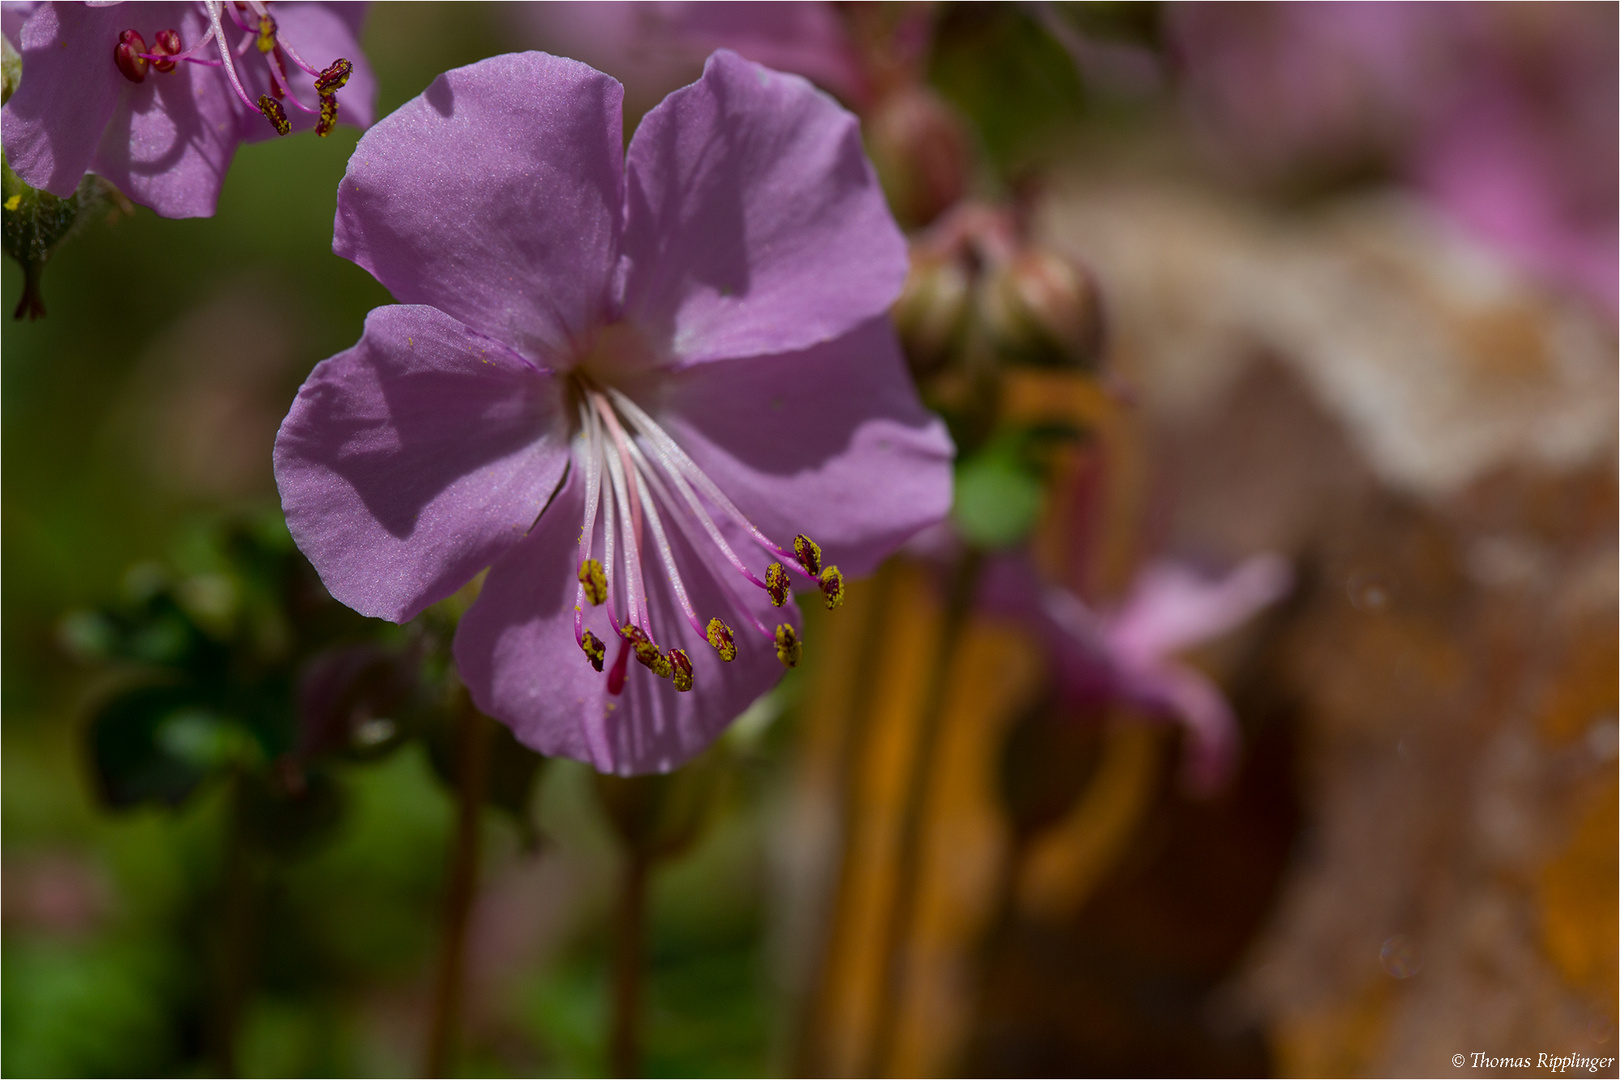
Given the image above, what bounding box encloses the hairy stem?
[610,850,652,1078]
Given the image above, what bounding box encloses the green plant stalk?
[424,697,492,1078]
[609,849,653,1078]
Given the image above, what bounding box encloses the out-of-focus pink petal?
[1,1,125,198]
[455,469,795,774]
[658,3,868,104]
[620,49,906,365]
[334,52,625,362]
[1108,554,1292,664]
[1116,660,1240,795]
[655,318,954,578]
[274,304,569,623]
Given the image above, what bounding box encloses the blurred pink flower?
[1170,2,1618,314]
[985,553,1292,793]
[1,1,375,217]
[516,1,867,113]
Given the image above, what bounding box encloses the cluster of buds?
[891,204,1104,379]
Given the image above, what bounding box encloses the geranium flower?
[985,553,1292,792]
[273,50,954,774]
[2,1,374,218]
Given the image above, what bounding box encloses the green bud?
[866,85,972,230]
[892,248,973,376]
[2,162,128,320]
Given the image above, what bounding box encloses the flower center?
[114,1,353,137]
[565,368,845,697]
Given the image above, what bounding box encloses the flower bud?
[892,247,972,376]
[866,85,972,229]
[979,248,1103,370]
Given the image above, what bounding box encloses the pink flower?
[985,553,1292,792]
[1169,2,1617,314]
[273,51,954,774]
[1,1,375,218]
[518,2,868,112]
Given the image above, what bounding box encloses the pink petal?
[1,1,125,199]
[1117,660,1239,796]
[274,304,570,622]
[1108,554,1292,663]
[655,318,955,578]
[334,51,624,362]
[455,468,795,774]
[620,49,907,365]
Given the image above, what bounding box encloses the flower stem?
[609,849,652,1078]
[864,548,982,1077]
[424,696,491,1078]
[213,773,255,1077]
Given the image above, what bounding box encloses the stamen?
[793,534,822,576]
[607,388,817,580]
[150,29,181,72]
[258,94,291,135]
[256,13,276,53]
[623,438,718,640]
[316,95,339,136]
[625,439,778,644]
[774,624,802,668]
[203,1,265,113]
[580,629,606,672]
[600,413,649,631]
[669,649,694,692]
[818,566,846,610]
[115,30,150,83]
[578,559,608,606]
[314,58,353,94]
[621,624,672,679]
[707,619,737,662]
[765,563,790,607]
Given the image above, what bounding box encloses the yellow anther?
[314,58,353,94]
[580,629,605,672]
[258,95,291,135]
[706,618,737,662]
[256,14,275,52]
[621,624,670,678]
[818,565,845,610]
[670,649,693,692]
[765,562,790,607]
[316,94,338,137]
[793,534,822,576]
[774,624,802,668]
[577,558,608,606]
